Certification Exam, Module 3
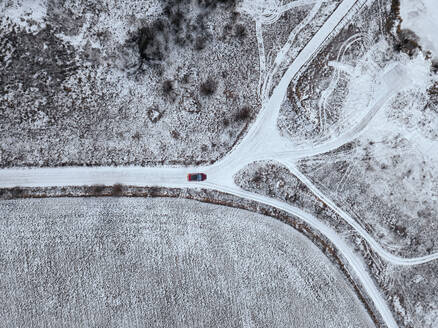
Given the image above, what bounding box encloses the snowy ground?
[0,197,374,328]
[400,0,438,60]
[234,159,438,327]
[276,0,438,258]
[278,0,392,146]
[1,0,261,167]
[1,0,437,327]
[269,1,438,325]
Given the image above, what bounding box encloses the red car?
[187,173,207,182]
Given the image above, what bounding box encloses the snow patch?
[402,52,434,90]
[400,0,438,59]
[1,0,47,32]
[238,0,282,22]
[370,53,437,159]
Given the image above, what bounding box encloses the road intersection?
[1,1,435,327]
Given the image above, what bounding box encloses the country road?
[1,1,432,327]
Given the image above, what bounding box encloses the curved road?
[280,160,438,266]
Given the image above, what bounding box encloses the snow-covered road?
[281,160,438,266]
[1,1,432,327]
[203,181,398,328]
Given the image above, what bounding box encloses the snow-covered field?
[0,197,374,327]
[235,159,438,327]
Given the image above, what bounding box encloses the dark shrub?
[432,61,438,73]
[398,29,420,55]
[147,106,163,123]
[194,36,207,50]
[234,24,247,39]
[162,80,174,94]
[171,130,180,139]
[385,0,400,33]
[90,184,105,194]
[137,26,164,62]
[11,187,24,198]
[200,78,217,96]
[222,23,233,38]
[153,19,166,32]
[171,10,185,31]
[198,0,236,9]
[175,35,188,47]
[163,5,172,17]
[132,131,141,141]
[181,73,191,84]
[197,0,217,9]
[149,186,160,196]
[235,106,251,121]
[112,184,123,196]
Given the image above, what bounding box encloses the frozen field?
[0,197,374,328]
[235,159,438,327]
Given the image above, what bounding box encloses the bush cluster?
[131,0,241,68]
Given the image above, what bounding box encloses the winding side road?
[281,160,438,266]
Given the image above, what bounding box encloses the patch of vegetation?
[194,35,208,51]
[0,0,260,168]
[431,61,438,74]
[234,106,251,121]
[200,78,217,97]
[137,25,168,63]
[251,174,262,184]
[90,184,105,194]
[395,29,421,56]
[0,25,77,96]
[111,184,123,196]
[11,187,24,198]
[197,0,237,10]
[162,79,174,95]
[385,0,401,34]
[131,0,238,69]
[385,1,422,57]
[234,24,247,39]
